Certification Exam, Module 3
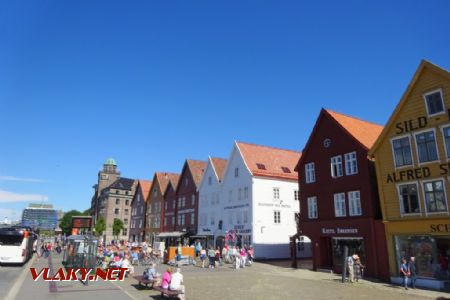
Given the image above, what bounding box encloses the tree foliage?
[112,218,124,240]
[95,217,106,236]
[59,209,83,235]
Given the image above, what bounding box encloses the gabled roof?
[236,141,301,181]
[326,109,383,149]
[166,173,180,193]
[154,172,178,195]
[186,159,207,187]
[109,177,136,190]
[369,60,450,155]
[295,109,383,171]
[210,157,228,181]
[137,180,152,202]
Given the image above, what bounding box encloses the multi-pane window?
[178,197,182,208]
[392,136,413,167]
[398,183,420,214]
[140,206,144,214]
[331,156,343,177]
[116,198,120,205]
[294,190,299,201]
[210,214,215,225]
[164,202,168,210]
[124,218,128,224]
[124,209,129,215]
[172,216,175,225]
[238,188,243,201]
[305,163,316,183]
[191,213,195,225]
[423,180,448,213]
[182,196,186,207]
[243,211,248,223]
[273,188,280,200]
[229,190,232,202]
[155,216,160,228]
[164,217,168,226]
[123,228,127,236]
[307,196,318,219]
[348,191,362,216]
[442,126,450,159]
[148,204,152,213]
[192,195,195,206]
[178,214,185,225]
[274,211,281,224]
[334,193,346,217]
[208,176,212,185]
[424,89,445,116]
[125,200,129,205]
[139,220,143,228]
[344,152,358,175]
[244,187,249,199]
[415,130,438,163]
[237,212,242,224]
[234,168,239,178]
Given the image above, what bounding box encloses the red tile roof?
[210,157,228,181]
[186,159,207,187]
[236,141,301,181]
[138,180,152,202]
[326,109,384,149]
[154,172,179,194]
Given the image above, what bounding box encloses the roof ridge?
[325,108,383,127]
[236,140,301,154]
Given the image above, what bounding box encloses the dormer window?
[424,89,445,117]
[256,163,266,170]
[281,166,291,173]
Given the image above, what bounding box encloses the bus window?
[0,235,24,246]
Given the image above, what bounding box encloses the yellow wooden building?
[369,60,450,290]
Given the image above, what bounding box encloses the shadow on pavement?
[257,259,313,269]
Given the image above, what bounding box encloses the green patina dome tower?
[105,157,117,166]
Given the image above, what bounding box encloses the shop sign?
[321,228,358,234]
[395,116,427,134]
[257,203,291,208]
[386,163,450,184]
[224,203,249,210]
[234,225,252,234]
[178,208,195,214]
[430,224,450,233]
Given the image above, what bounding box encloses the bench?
[153,286,183,298]
[133,275,156,288]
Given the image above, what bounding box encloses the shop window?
[391,136,413,167]
[305,162,315,183]
[441,126,450,159]
[423,180,448,213]
[334,193,346,217]
[393,235,450,279]
[331,156,343,178]
[415,130,438,163]
[348,191,362,216]
[344,152,358,175]
[423,89,445,117]
[307,196,318,219]
[332,238,365,267]
[397,183,421,215]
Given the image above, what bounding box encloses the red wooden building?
[295,109,390,280]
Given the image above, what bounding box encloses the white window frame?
[414,128,439,165]
[192,194,195,206]
[390,134,414,169]
[305,162,315,183]
[273,211,281,224]
[421,178,449,215]
[440,124,450,160]
[396,181,422,216]
[423,88,445,118]
[334,193,346,217]
[331,155,343,178]
[348,190,362,216]
[344,151,358,175]
[190,213,195,225]
[307,196,318,219]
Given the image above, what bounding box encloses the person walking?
[354,256,363,282]
[400,257,410,290]
[200,247,207,268]
[235,247,241,269]
[240,247,247,268]
[208,247,216,269]
[347,254,355,283]
[409,257,417,289]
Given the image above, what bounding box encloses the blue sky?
[1,1,450,221]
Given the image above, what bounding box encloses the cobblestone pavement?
[113,259,450,300]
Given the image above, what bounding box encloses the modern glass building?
[22,204,58,230]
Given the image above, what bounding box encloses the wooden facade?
[296,109,390,280]
[369,60,450,289]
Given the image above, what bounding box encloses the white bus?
[0,226,36,265]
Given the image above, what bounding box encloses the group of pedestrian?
[346,254,365,283]
[400,256,417,290]
[196,243,254,269]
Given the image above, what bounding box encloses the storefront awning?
[156,231,186,238]
[190,234,214,238]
